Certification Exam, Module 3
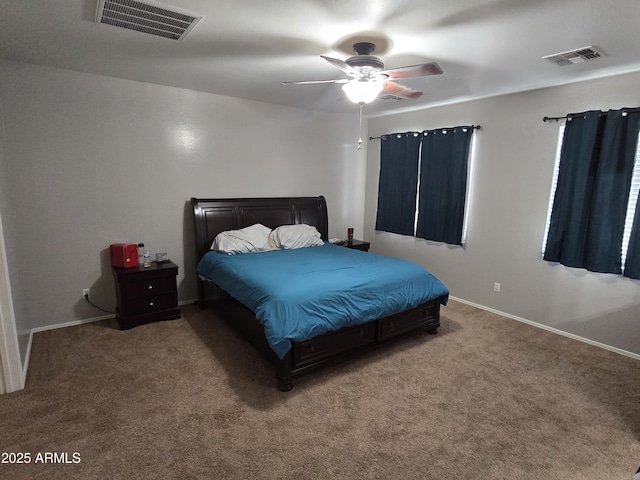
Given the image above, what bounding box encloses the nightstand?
[112,261,181,330]
[342,239,370,252]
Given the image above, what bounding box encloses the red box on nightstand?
[109,243,138,268]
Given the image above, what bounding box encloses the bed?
[191,196,448,391]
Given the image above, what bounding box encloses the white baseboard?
[21,331,32,387]
[23,313,115,386]
[21,299,199,385]
[20,296,638,385]
[30,313,115,334]
[30,299,198,334]
[449,295,640,362]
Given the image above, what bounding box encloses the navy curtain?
[544,109,640,274]
[416,126,474,245]
[375,132,421,236]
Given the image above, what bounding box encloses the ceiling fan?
[282,42,443,104]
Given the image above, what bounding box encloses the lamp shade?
[342,80,384,104]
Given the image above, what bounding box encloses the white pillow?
[211,223,272,254]
[269,224,324,250]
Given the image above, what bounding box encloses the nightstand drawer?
[125,277,176,298]
[124,294,177,316]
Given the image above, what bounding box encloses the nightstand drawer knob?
[149,302,154,306]
[148,285,153,289]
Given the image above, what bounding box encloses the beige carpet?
[1,300,639,479]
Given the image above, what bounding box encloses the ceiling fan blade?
[383,81,424,100]
[321,55,360,76]
[381,62,443,79]
[282,79,349,85]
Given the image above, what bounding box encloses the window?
[541,122,566,253]
[375,126,477,246]
[542,109,640,278]
[621,138,640,268]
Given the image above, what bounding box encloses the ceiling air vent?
[542,46,604,66]
[95,0,202,41]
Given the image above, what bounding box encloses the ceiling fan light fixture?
[342,80,384,104]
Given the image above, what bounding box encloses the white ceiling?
[1,0,640,116]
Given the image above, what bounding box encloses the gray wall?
[366,71,640,356]
[0,60,367,367]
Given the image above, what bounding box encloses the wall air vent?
[542,46,604,66]
[95,0,202,41]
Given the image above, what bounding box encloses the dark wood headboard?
[190,196,329,264]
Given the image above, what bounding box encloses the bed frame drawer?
[377,302,437,341]
[293,322,376,368]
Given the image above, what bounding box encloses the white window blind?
[621,134,640,270]
[460,133,478,245]
[541,122,566,253]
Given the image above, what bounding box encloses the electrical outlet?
[83,288,90,298]
[493,282,501,293]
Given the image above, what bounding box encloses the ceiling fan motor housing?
[345,55,384,70]
[345,41,385,73]
[353,42,376,55]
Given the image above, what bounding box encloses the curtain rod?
[544,107,640,123]
[542,116,567,122]
[369,125,481,140]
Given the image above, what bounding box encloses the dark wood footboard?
[278,298,441,391]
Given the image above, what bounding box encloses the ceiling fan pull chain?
[358,103,364,150]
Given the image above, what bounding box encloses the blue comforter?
[197,242,449,358]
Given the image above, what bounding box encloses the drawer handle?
[148,285,153,290]
[149,302,154,306]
